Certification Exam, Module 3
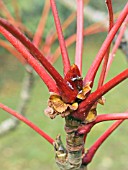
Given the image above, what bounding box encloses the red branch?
[84,3,128,86]
[75,0,84,74]
[50,0,70,75]
[106,0,114,30]
[106,16,128,77]
[51,23,106,64]
[78,113,128,135]
[0,18,76,103]
[0,103,54,145]
[0,25,58,93]
[0,18,64,84]
[95,113,128,123]
[82,119,124,164]
[98,0,114,88]
[72,69,128,120]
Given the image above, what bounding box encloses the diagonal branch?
[82,119,124,165]
[72,69,128,120]
[0,18,76,103]
[84,3,128,86]
[0,25,58,93]
[51,22,106,64]
[106,16,128,77]
[0,103,54,145]
[0,18,64,85]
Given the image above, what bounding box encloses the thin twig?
[33,1,50,47]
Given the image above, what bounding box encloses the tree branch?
[50,0,70,75]
[84,3,128,86]
[0,103,54,145]
[75,0,84,74]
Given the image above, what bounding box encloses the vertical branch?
[75,0,84,74]
[42,11,76,55]
[50,0,70,75]
[98,0,114,88]
[106,0,114,30]
[50,22,105,64]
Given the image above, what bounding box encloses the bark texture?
[54,116,87,170]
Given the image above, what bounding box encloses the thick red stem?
[72,69,128,120]
[0,25,58,93]
[78,113,128,135]
[0,18,64,84]
[0,18,76,102]
[82,119,124,164]
[0,103,54,145]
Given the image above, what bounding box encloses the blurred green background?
[0,0,128,170]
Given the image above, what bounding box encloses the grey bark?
[58,0,108,27]
[0,65,34,135]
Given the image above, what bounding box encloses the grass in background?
[0,35,128,170]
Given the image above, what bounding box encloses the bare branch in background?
[114,28,128,61]
[0,65,34,136]
[58,0,108,26]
